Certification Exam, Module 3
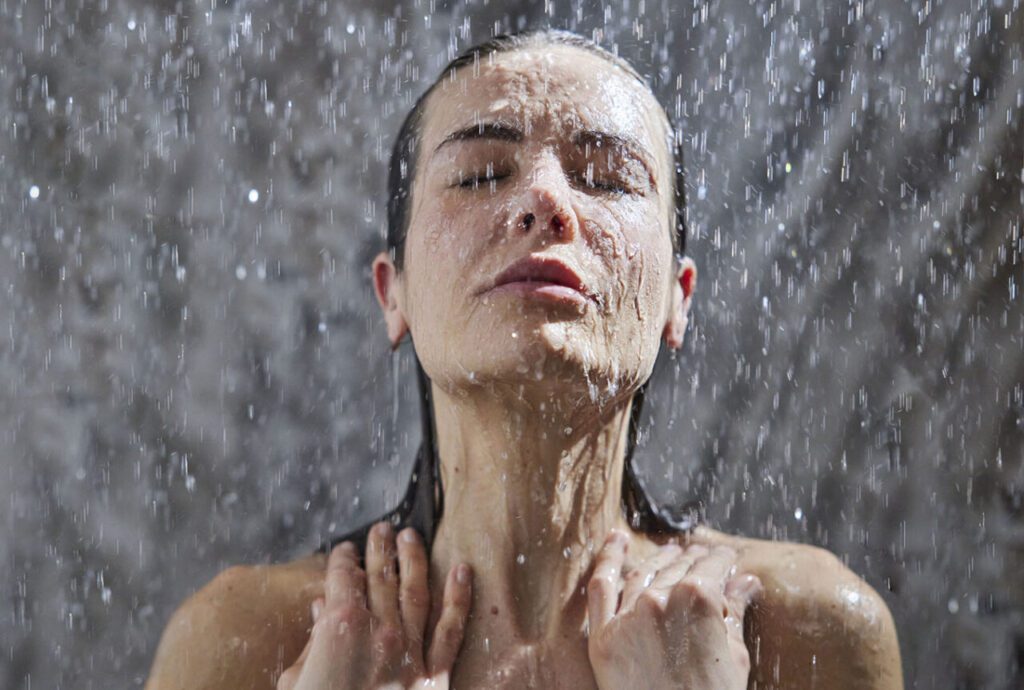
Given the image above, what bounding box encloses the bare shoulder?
[144,551,327,690]
[693,526,904,690]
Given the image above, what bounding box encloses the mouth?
[481,255,595,305]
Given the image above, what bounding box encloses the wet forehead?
[422,46,669,174]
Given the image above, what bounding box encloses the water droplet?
[516,553,526,565]
[235,264,247,280]
[948,598,959,614]
[794,507,803,520]
[28,185,40,199]
[247,189,259,203]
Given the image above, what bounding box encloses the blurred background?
[1,0,1021,687]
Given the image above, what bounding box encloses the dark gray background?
[1,0,1021,688]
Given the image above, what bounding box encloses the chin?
[451,324,632,405]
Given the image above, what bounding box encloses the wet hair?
[387,28,687,272]
[369,28,702,555]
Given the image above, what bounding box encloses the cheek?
[583,199,668,324]
[404,203,490,324]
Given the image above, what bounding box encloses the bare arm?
[745,545,904,689]
[144,564,317,690]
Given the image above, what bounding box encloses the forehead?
[421,45,670,165]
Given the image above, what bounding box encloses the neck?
[427,381,635,644]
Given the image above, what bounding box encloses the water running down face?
[374,44,697,416]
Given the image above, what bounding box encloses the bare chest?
[450,635,599,690]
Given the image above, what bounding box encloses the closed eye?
[457,173,508,188]
[455,172,629,195]
[570,174,629,195]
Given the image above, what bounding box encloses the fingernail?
[456,563,471,584]
[376,521,392,537]
[400,528,419,544]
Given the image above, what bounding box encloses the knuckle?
[671,579,721,616]
[401,580,429,606]
[373,562,398,583]
[589,636,615,662]
[322,603,370,630]
[440,618,465,646]
[373,622,405,654]
[637,590,666,615]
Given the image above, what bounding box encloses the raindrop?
[247,189,259,203]
[515,553,526,565]
[235,265,247,280]
[794,507,803,520]
[28,185,39,199]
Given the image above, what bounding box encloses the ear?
[662,256,697,349]
[371,251,410,351]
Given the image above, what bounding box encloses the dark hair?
[320,28,702,558]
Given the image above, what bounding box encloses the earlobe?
[663,257,697,350]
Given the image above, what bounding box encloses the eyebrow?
[429,121,658,190]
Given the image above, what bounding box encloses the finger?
[366,520,402,632]
[426,564,473,676]
[724,573,763,625]
[296,598,322,663]
[648,543,710,592]
[666,545,737,623]
[723,575,760,672]
[687,545,738,593]
[276,597,324,690]
[619,544,682,613]
[397,527,430,650]
[325,541,367,610]
[587,530,629,634]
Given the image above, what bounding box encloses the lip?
[482,255,594,304]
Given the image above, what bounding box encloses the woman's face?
[374,44,696,408]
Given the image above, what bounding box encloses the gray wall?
[1,0,1021,688]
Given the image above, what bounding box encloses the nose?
[517,152,578,242]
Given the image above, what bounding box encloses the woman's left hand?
[585,530,762,690]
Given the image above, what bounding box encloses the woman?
[145,29,903,689]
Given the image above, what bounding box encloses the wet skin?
[144,525,903,689]
[145,44,903,689]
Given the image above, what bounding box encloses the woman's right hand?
[277,521,473,690]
